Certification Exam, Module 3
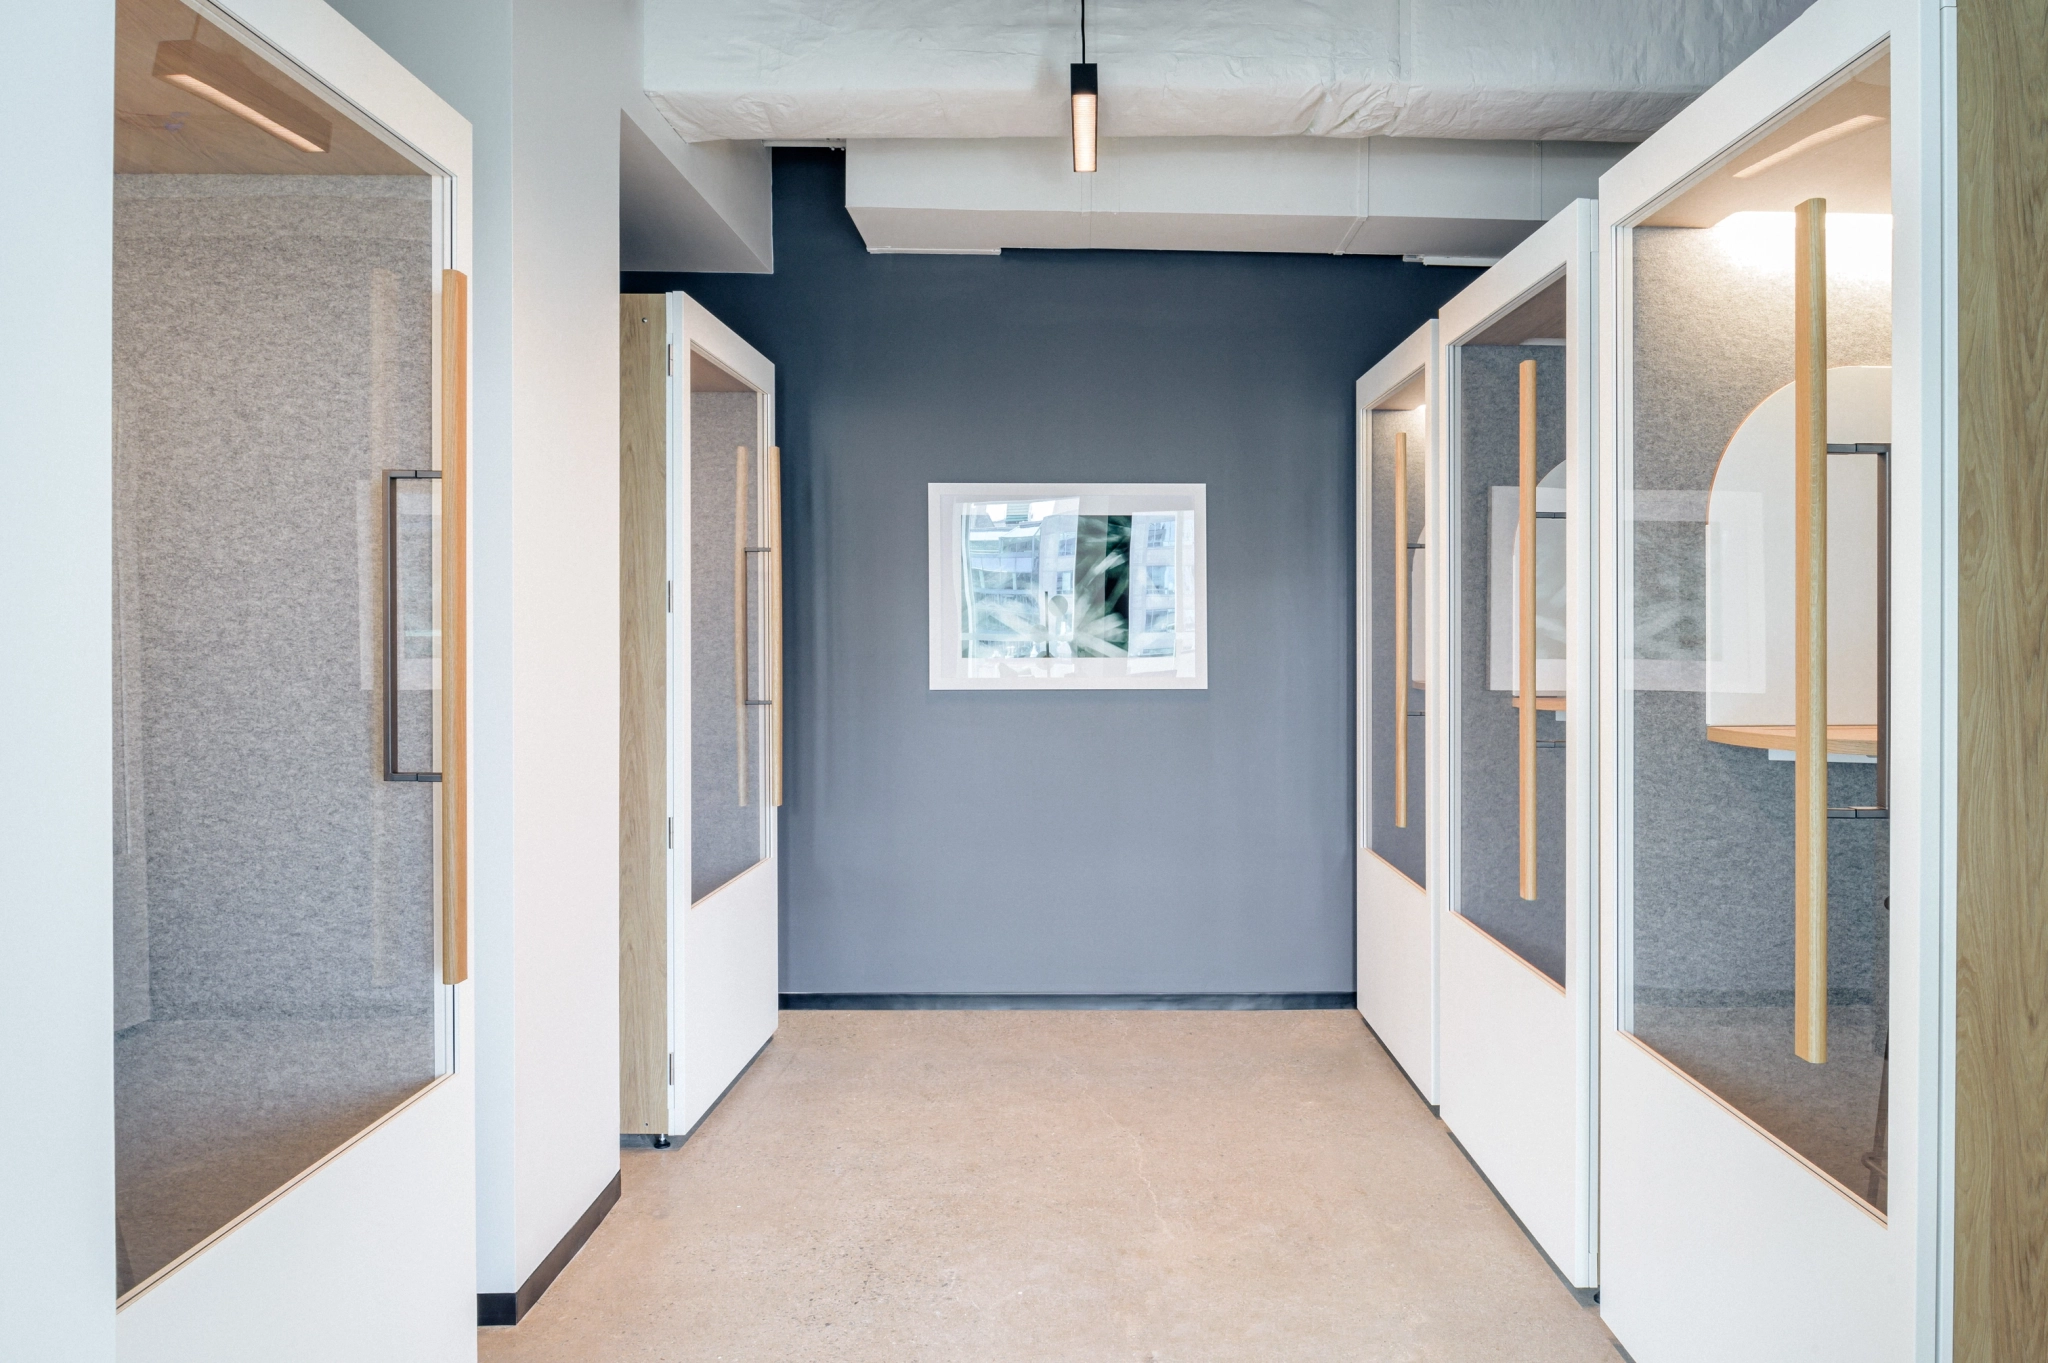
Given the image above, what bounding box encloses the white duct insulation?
[644,0,1816,144]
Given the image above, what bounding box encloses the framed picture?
[928,482,1208,690]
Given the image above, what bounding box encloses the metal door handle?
[384,467,442,784]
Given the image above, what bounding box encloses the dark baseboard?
[477,1170,622,1327]
[779,991,1357,1011]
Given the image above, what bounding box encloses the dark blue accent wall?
[629,149,1476,996]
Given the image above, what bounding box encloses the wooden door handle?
[1794,197,1829,1064]
[1393,430,1411,829]
[735,446,751,807]
[769,446,784,808]
[439,268,469,986]
[1518,359,1539,901]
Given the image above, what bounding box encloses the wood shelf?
[1706,724,1878,757]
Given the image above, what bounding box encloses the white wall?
[327,0,625,1297]
[0,2,117,1358]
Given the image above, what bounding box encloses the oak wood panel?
[1956,0,2048,1353]
[620,295,670,1133]
[1467,279,1568,346]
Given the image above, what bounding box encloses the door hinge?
[667,580,673,613]
[667,816,674,848]
[667,343,673,375]
[667,1053,675,1085]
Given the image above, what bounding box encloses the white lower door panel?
[1357,850,1435,1104]
[1599,1034,1899,1362]
[116,1074,475,1363]
[1438,916,1584,1283]
[677,857,779,1132]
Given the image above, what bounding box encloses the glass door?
[688,348,774,903]
[112,0,458,1299]
[1595,27,1912,1358]
[1618,53,1894,1214]
[1355,326,1439,1104]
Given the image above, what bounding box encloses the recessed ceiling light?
[153,40,332,154]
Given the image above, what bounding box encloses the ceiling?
[643,0,1817,145]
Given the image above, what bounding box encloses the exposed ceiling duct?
[642,0,1816,145]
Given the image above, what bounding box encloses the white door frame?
[666,294,780,1137]
[1592,0,1946,1356]
[1433,200,1600,1290]
[112,2,477,1359]
[1356,322,1441,1105]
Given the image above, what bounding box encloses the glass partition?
[1367,395,1428,885]
[1457,332,1568,985]
[113,0,446,1296]
[1622,51,1893,1210]
[690,357,770,901]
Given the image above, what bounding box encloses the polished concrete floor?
[481,1010,1621,1362]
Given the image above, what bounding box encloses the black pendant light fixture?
[1071,0,1097,173]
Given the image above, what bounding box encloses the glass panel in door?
[1621,51,1893,1210]
[1456,330,1568,985]
[690,354,769,901]
[112,0,446,1296]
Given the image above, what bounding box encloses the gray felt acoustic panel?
[691,390,768,900]
[112,174,439,1292]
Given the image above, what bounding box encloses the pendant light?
[1071,0,1097,173]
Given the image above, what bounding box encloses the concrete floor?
[481,1010,1621,1362]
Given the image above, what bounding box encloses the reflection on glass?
[1626,208,1891,1210]
[691,388,768,901]
[1459,346,1567,984]
[112,0,440,1296]
[1368,408,1427,885]
[959,503,1180,660]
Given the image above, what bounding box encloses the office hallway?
[481,1010,1620,1362]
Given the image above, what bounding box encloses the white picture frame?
[928,482,1208,690]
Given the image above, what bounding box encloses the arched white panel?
[1704,364,1889,730]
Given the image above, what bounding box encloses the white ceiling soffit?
[621,102,775,273]
[845,136,1626,257]
[644,0,1816,144]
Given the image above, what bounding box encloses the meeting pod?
[106,0,475,1353]
[1355,321,1440,1104]
[1432,201,1599,1292]
[619,293,782,1145]
[1594,0,1941,1355]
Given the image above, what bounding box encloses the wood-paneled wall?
[1955,0,2048,1354]
[619,295,670,1134]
